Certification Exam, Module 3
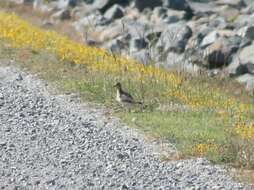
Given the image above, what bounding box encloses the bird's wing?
[120,91,135,103]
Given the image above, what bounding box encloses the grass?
[0,10,253,184]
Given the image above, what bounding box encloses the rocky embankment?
[0,61,252,189]
[8,0,254,92]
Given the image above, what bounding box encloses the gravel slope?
[0,64,251,190]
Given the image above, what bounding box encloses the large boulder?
[133,0,162,11]
[51,9,71,21]
[238,43,254,65]
[200,31,220,48]
[104,4,124,20]
[237,25,254,40]
[93,0,128,13]
[151,7,186,24]
[129,37,148,52]
[72,13,110,33]
[156,22,192,54]
[215,0,246,9]
[202,36,240,68]
[162,0,193,15]
[236,74,254,92]
[131,49,152,64]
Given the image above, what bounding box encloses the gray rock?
[51,9,71,20]
[233,13,254,28]
[162,0,193,18]
[131,49,152,65]
[93,0,128,13]
[237,25,254,40]
[200,31,220,48]
[130,37,148,52]
[133,0,162,12]
[188,1,216,16]
[236,74,254,92]
[202,37,239,68]
[163,9,186,24]
[73,13,110,33]
[33,0,53,13]
[104,5,124,20]
[215,0,246,9]
[238,43,254,65]
[157,22,192,54]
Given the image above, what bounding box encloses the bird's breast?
[116,90,121,102]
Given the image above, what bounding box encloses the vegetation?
[0,12,253,172]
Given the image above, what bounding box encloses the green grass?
[118,110,227,150]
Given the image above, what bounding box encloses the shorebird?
[113,82,142,107]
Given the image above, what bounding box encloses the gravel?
[0,64,251,190]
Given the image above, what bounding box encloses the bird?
[113,82,142,107]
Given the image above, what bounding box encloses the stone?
[51,9,71,20]
[99,24,124,42]
[104,5,124,20]
[162,0,193,18]
[131,49,152,65]
[130,37,148,52]
[237,25,254,40]
[133,0,162,12]
[215,0,246,9]
[163,9,186,24]
[234,14,254,28]
[156,22,192,54]
[72,13,110,33]
[188,1,216,16]
[203,37,240,68]
[200,31,220,48]
[236,74,254,92]
[238,43,254,65]
[93,0,128,13]
[33,0,53,13]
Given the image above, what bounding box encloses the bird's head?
[113,82,122,89]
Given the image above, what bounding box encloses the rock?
[104,37,128,55]
[156,22,192,54]
[151,7,186,24]
[130,37,148,52]
[237,25,254,40]
[51,9,71,21]
[200,31,220,48]
[163,0,193,18]
[236,74,254,92]
[131,49,152,64]
[73,13,110,33]
[188,1,216,16]
[218,5,239,22]
[52,0,78,9]
[11,0,34,4]
[238,43,254,65]
[236,63,254,75]
[124,20,150,38]
[234,13,254,28]
[133,0,162,12]
[208,16,228,29]
[203,37,240,68]
[163,9,186,24]
[215,0,246,9]
[33,0,53,13]
[99,24,124,42]
[93,0,128,13]
[104,5,124,20]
